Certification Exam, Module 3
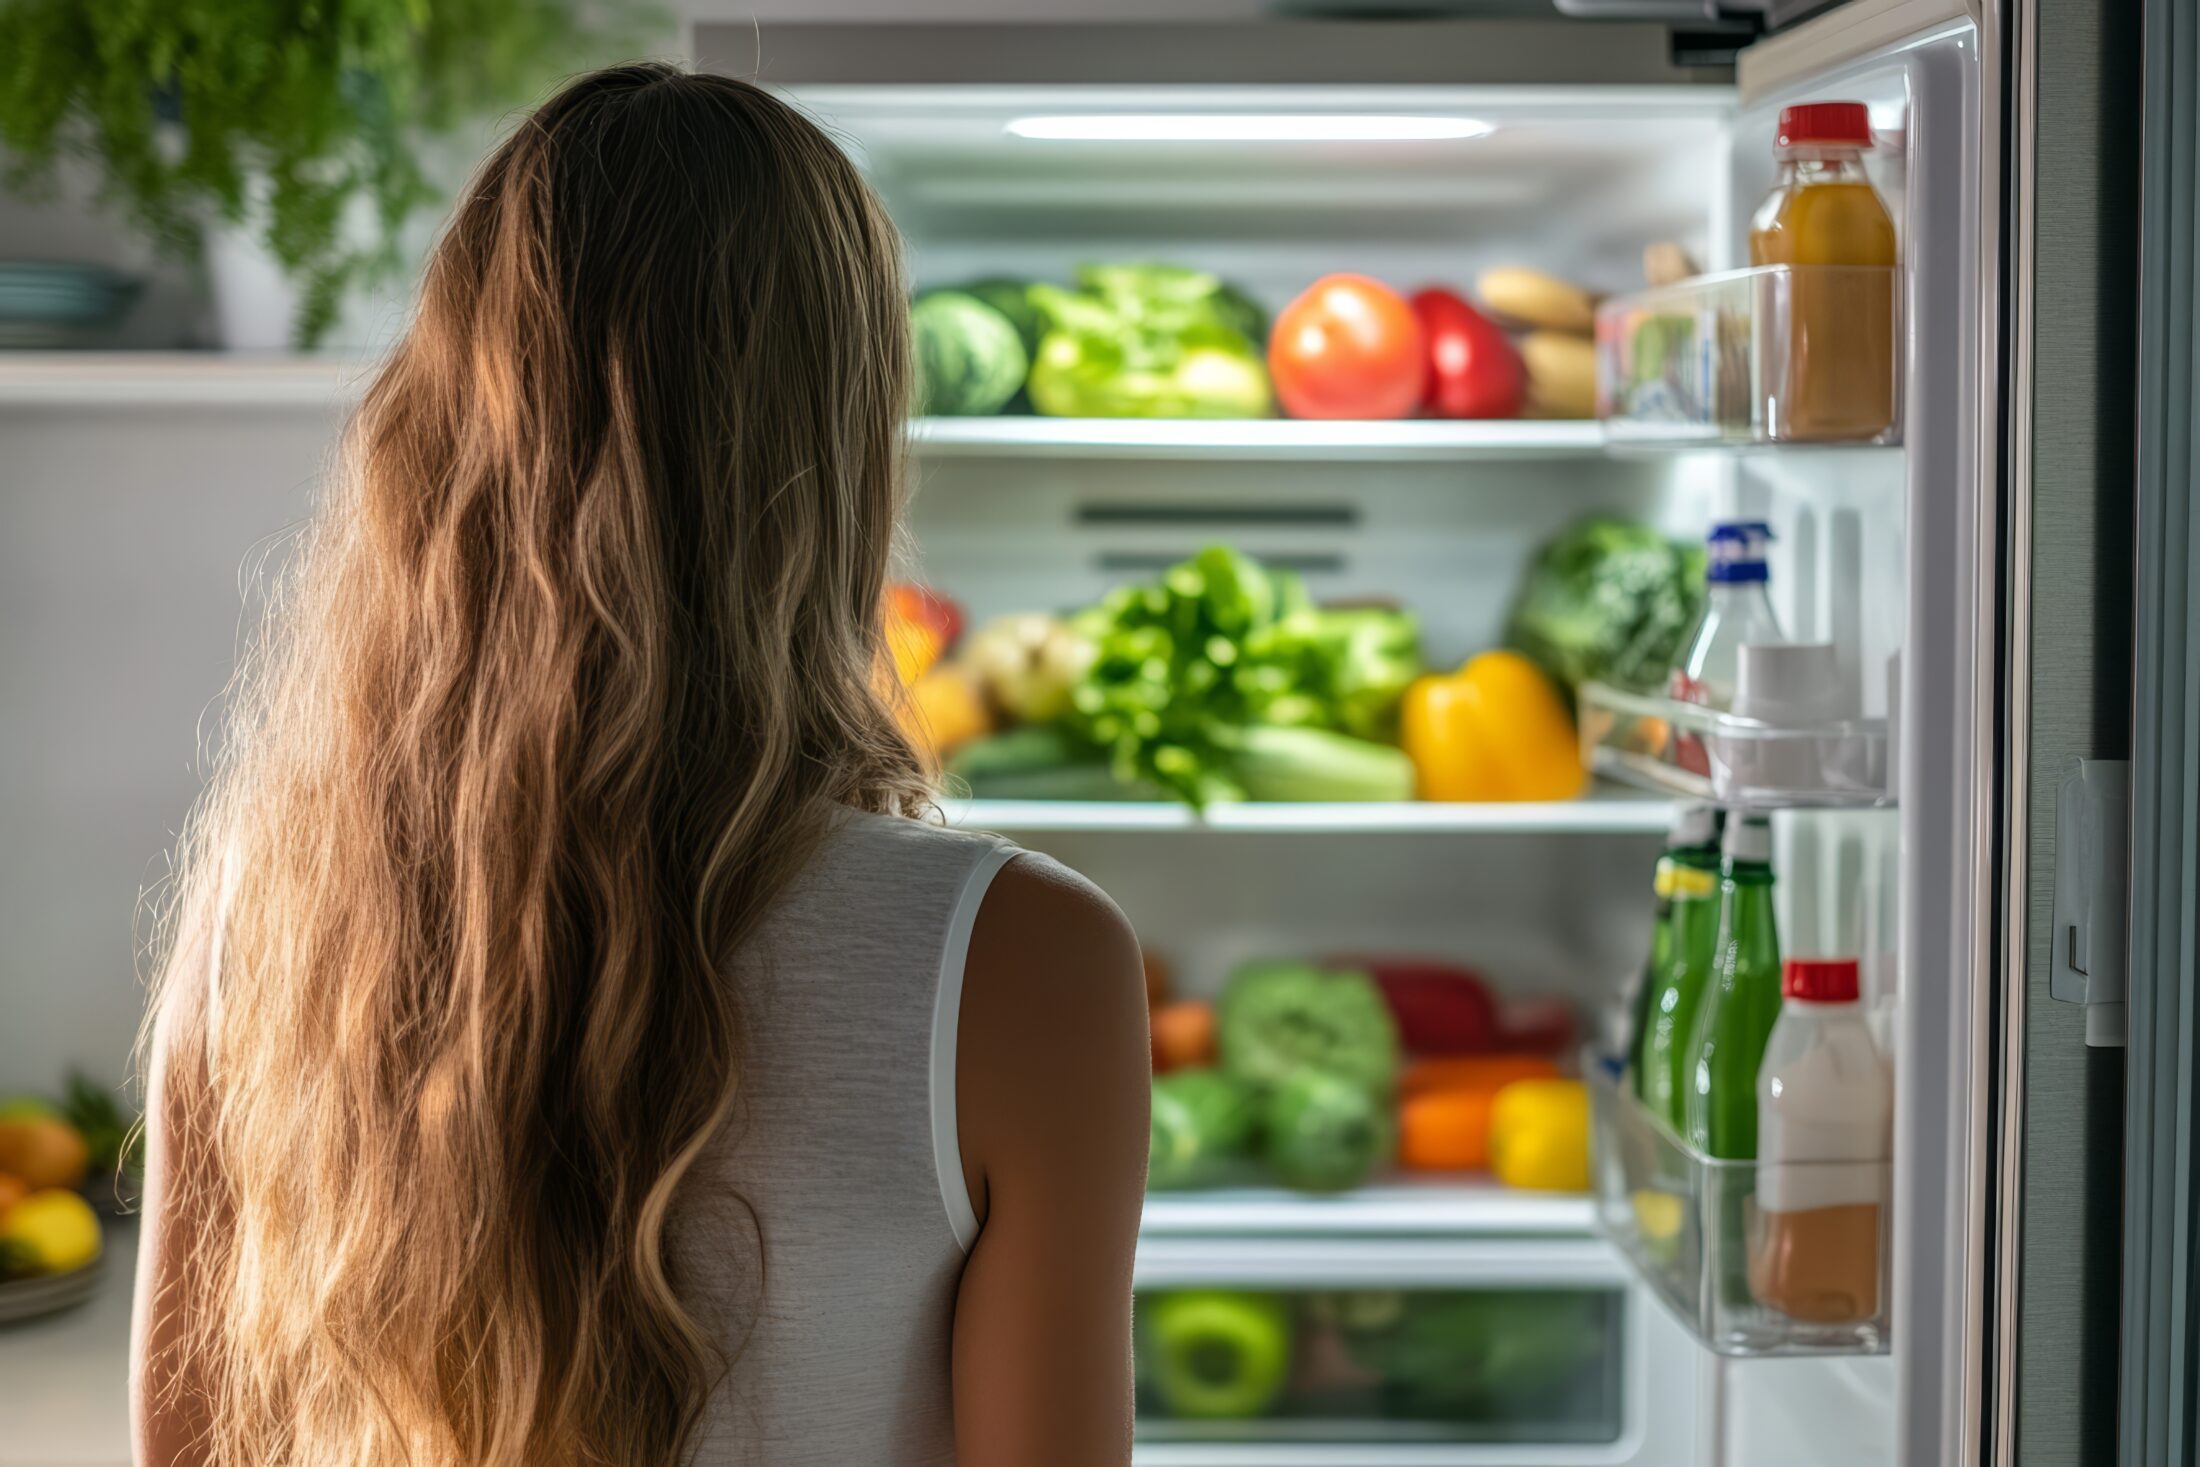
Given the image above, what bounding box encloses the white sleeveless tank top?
[670,807,1028,1465]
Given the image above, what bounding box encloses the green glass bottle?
[1628,805,1720,1099]
[1685,814,1783,1160]
[1637,848,1724,1131]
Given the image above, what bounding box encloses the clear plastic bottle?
[1670,521,1785,711]
[1748,957,1891,1326]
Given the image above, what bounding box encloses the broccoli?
[1503,516,1706,697]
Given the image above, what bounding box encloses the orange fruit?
[0,1172,27,1217]
[0,1117,89,1190]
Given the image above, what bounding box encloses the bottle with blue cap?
[1669,521,1786,710]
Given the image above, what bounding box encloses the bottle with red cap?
[1749,100,1898,440]
[1747,955,1892,1327]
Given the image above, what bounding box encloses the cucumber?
[1216,725,1415,803]
[944,728,1163,801]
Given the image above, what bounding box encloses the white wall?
[0,401,341,1091]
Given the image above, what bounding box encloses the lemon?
[1631,1188,1685,1241]
[0,1188,102,1274]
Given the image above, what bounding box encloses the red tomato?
[1412,288,1525,419]
[1269,274,1425,420]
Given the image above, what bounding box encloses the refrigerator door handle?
[2048,758,2131,1046]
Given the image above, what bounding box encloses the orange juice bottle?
[1749,102,1897,440]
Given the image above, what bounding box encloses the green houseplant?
[0,1,647,347]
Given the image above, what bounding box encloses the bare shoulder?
[962,853,1146,1068]
[956,852,1150,1227]
[970,852,1141,982]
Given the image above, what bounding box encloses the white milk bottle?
[1747,957,1891,1325]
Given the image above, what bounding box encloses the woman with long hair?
[131,63,1149,1467]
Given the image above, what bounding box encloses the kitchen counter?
[2,1219,134,1467]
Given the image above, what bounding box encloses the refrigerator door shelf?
[1576,683,1890,810]
[1588,1068,1891,1359]
[1595,265,1903,450]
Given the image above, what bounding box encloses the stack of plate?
[0,1254,103,1325]
[0,261,141,347]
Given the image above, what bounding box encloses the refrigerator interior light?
[1003,113,1495,142]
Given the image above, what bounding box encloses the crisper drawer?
[1132,1237,1661,1467]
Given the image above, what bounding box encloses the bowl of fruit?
[0,1076,132,1325]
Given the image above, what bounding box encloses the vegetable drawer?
[1131,1237,1665,1466]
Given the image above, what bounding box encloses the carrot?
[1144,952,1172,1009]
[1398,1088,1494,1171]
[1150,1000,1218,1074]
[1400,1054,1561,1100]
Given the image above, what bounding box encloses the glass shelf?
[1588,1069,1889,1359]
[1141,1177,1594,1239]
[1596,264,1901,450]
[0,356,1604,462]
[1576,682,1890,810]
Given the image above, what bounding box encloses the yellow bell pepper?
[1400,650,1586,802]
[1488,1078,1592,1193]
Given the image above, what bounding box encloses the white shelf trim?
[912,414,1607,461]
[1141,1179,1595,1238]
[940,794,1673,835]
[0,353,367,407]
[0,355,1605,459]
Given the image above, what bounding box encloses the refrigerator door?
[1994,0,2145,1465]
[1725,4,1992,1465]
[2118,0,2200,1462]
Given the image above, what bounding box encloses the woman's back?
[130,62,1150,1467]
[675,811,1015,1463]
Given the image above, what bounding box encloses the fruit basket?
[1576,682,1890,809]
[1587,1067,1889,1357]
[1596,264,1901,448]
[0,1253,104,1326]
[1,1078,129,1322]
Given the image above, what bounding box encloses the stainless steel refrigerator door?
[2118,0,2200,1460]
[1997,0,2144,1464]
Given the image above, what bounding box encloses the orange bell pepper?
[1398,1087,1495,1171]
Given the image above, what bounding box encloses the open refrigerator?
[738,0,2139,1461]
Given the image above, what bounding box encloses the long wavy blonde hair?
[141,63,929,1465]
